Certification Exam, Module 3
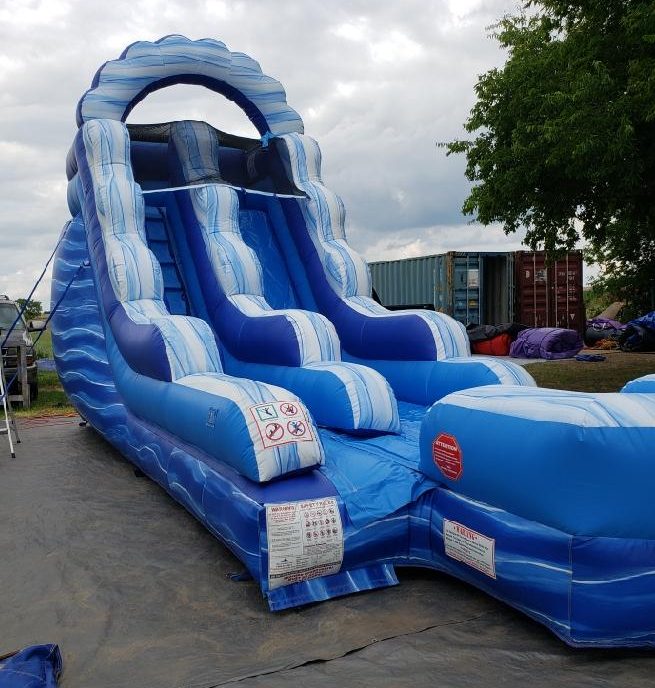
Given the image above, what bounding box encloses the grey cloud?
[0,0,522,305]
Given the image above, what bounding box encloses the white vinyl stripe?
[442,387,655,427]
[308,361,399,430]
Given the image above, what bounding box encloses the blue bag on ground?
[0,645,62,688]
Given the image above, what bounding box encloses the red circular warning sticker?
[432,433,462,480]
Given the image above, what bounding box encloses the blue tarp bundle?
[620,311,655,352]
[0,645,61,688]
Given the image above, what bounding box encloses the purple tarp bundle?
[510,327,584,360]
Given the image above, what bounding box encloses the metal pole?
[19,344,29,409]
[0,330,15,458]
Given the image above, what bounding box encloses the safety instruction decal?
[266,497,343,590]
[443,519,496,579]
[250,401,314,449]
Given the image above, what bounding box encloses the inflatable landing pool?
[52,35,655,647]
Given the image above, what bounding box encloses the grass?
[9,328,76,418]
[33,328,53,359]
[10,346,655,419]
[13,370,76,419]
[525,351,655,392]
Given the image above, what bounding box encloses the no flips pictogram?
[280,402,298,416]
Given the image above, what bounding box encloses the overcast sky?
[0,0,537,307]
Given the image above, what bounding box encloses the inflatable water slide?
[52,35,655,647]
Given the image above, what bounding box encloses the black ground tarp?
[1,419,653,687]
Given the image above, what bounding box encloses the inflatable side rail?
[273,133,471,361]
[622,374,655,393]
[75,118,324,482]
[266,134,535,404]
[419,386,655,538]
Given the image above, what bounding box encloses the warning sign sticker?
[443,519,496,579]
[250,401,314,449]
[432,432,462,480]
[266,497,343,590]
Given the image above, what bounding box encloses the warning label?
[250,401,314,449]
[443,519,495,579]
[432,433,462,480]
[266,497,343,590]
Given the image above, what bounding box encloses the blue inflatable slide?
[52,35,655,648]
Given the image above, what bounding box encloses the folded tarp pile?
[619,311,655,352]
[467,323,527,356]
[467,324,584,360]
[509,327,584,360]
[585,317,625,347]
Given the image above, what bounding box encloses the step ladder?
[0,338,21,458]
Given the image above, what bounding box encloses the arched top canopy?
[76,35,304,138]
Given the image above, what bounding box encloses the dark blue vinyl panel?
[130,141,169,184]
[237,203,298,310]
[242,191,318,311]
[130,140,251,188]
[143,205,190,315]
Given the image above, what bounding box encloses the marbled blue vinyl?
[50,34,655,648]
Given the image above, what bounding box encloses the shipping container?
[370,255,439,310]
[514,251,585,333]
[370,252,515,326]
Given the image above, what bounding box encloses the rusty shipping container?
[515,251,585,333]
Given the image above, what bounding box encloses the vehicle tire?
[29,381,38,403]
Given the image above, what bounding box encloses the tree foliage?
[16,299,42,322]
[446,0,655,314]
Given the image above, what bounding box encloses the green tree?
[445,0,655,315]
[16,299,42,322]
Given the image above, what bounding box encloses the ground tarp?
[1,419,653,687]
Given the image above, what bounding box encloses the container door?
[434,254,448,312]
[480,253,514,323]
[369,256,439,309]
[515,251,585,331]
[549,254,584,332]
[506,253,515,323]
[516,251,550,328]
[451,252,482,325]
